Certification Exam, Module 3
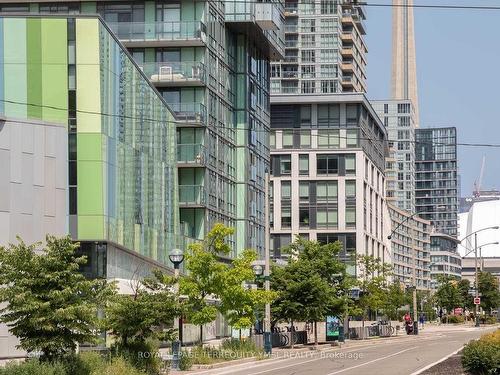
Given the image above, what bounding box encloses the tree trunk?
[199,324,203,346]
[362,315,365,339]
[239,329,242,341]
[314,321,318,348]
[290,320,294,348]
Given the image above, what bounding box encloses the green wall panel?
[77,160,104,215]
[26,19,42,119]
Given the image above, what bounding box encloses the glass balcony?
[105,21,206,45]
[177,144,206,165]
[168,103,206,124]
[285,24,298,33]
[141,61,206,86]
[179,185,206,206]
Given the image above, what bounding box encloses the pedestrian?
[438,308,443,325]
[403,312,413,334]
[419,313,425,329]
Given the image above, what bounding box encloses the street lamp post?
[459,226,499,328]
[169,248,185,370]
[252,263,271,354]
[263,170,272,354]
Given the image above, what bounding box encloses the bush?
[480,316,498,325]
[220,338,260,354]
[61,351,106,375]
[0,360,66,375]
[462,329,500,375]
[178,350,193,371]
[91,357,145,375]
[441,315,464,324]
[112,340,162,375]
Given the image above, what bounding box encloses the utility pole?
[411,228,418,335]
[264,170,272,354]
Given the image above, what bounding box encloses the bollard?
[264,332,272,354]
[413,321,418,335]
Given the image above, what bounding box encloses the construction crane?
[473,156,486,197]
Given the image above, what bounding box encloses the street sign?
[474,297,481,305]
[454,307,463,315]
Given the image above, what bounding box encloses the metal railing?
[141,61,205,84]
[168,103,206,124]
[178,185,206,205]
[177,144,206,164]
[106,21,206,43]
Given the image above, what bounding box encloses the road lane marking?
[409,346,464,375]
[189,343,387,375]
[324,347,414,375]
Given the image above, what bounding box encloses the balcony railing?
[106,21,206,44]
[168,103,206,124]
[141,61,206,85]
[177,144,206,165]
[284,24,298,33]
[179,185,206,205]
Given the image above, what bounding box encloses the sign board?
[326,316,340,341]
[454,307,463,315]
[474,297,481,305]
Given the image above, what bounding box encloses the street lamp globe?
[252,264,264,277]
[169,248,185,268]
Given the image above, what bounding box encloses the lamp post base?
[263,332,272,354]
[413,321,418,335]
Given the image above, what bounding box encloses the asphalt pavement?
[183,325,498,375]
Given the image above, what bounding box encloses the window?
[281,181,291,199]
[317,208,338,228]
[317,155,338,175]
[301,50,316,63]
[300,131,311,148]
[346,104,358,125]
[299,154,309,175]
[280,155,291,174]
[318,130,340,148]
[299,182,309,201]
[270,132,276,149]
[301,81,315,94]
[317,181,338,202]
[281,207,291,228]
[346,180,356,198]
[321,80,337,93]
[299,208,310,227]
[282,131,293,148]
[317,104,340,126]
[384,103,388,114]
[346,207,356,227]
[300,105,312,126]
[345,155,356,175]
[346,129,358,147]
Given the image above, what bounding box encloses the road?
[186,325,497,375]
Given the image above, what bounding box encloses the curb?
[409,346,464,375]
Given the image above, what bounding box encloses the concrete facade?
[391,0,419,126]
[269,94,391,275]
[388,204,431,290]
[372,99,416,213]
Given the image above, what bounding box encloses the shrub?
[220,338,260,354]
[178,350,193,371]
[0,360,66,375]
[462,340,500,374]
[441,315,464,324]
[61,351,106,375]
[91,357,145,375]
[112,340,162,375]
[480,316,498,325]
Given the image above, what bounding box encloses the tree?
[106,269,181,374]
[355,255,392,327]
[0,236,114,361]
[457,279,473,311]
[383,282,410,320]
[271,238,348,347]
[179,224,233,345]
[219,249,276,340]
[478,271,500,314]
[434,275,462,317]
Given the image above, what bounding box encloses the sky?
[365,0,500,197]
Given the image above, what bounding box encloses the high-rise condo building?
[269,94,391,275]
[415,127,458,237]
[270,0,367,95]
[0,1,285,256]
[429,232,461,288]
[373,99,416,213]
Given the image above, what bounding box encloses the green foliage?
[220,338,261,353]
[90,357,146,375]
[462,330,500,375]
[61,352,106,375]
[271,238,349,345]
[480,316,498,325]
[434,275,463,313]
[478,271,500,313]
[0,236,115,361]
[219,249,276,333]
[111,340,161,375]
[457,279,474,310]
[180,224,233,342]
[355,255,393,321]
[441,315,465,324]
[0,360,67,375]
[179,350,193,371]
[382,282,411,320]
